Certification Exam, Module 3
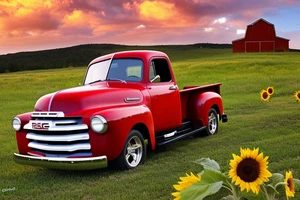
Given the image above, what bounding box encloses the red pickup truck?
[12,50,227,170]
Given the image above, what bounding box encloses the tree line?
[0,43,233,73]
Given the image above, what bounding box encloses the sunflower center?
[268,89,273,94]
[263,92,269,99]
[237,158,260,182]
[287,178,294,192]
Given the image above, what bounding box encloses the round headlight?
[12,117,22,131]
[91,115,107,134]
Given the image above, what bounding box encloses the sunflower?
[294,91,300,102]
[229,147,272,194]
[284,171,295,198]
[260,90,270,102]
[267,87,274,95]
[172,172,201,199]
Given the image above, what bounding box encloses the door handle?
[169,85,177,90]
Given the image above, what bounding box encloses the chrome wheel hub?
[208,113,217,134]
[125,136,143,167]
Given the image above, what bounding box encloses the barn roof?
[232,38,244,42]
[276,36,290,41]
[249,18,273,26]
[232,18,289,42]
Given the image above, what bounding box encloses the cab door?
[147,58,182,132]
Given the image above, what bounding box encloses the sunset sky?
[1,0,300,55]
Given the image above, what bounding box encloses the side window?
[149,59,172,83]
[107,59,143,82]
[126,65,142,81]
[149,61,156,81]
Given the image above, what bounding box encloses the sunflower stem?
[261,184,276,200]
[224,180,240,200]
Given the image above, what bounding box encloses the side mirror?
[151,75,161,83]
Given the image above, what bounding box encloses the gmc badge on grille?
[32,122,50,130]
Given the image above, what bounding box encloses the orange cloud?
[0,0,65,34]
[136,1,190,27]
[139,1,175,20]
[0,0,53,16]
[63,10,86,26]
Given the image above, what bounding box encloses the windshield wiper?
[87,79,103,85]
[106,78,127,83]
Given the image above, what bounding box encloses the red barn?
[232,18,289,53]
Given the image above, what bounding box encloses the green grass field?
[1,48,300,200]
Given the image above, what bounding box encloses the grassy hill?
[1,47,300,200]
[0,43,232,73]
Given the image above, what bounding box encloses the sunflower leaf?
[194,158,220,171]
[201,169,228,184]
[180,181,223,200]
[272,173,284,181]
[268,173,284,187]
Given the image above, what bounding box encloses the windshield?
[84,58,143,85]
[84,59,111,85]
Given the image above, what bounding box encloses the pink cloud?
[3,11,60,33]
[0,0,300,54]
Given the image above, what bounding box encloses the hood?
[34,81,143,116]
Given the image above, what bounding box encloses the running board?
[156,126,206,146]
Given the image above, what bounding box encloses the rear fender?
[187,92,224,127]
[84,105,155,161]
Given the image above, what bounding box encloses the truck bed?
[180,83,222,120]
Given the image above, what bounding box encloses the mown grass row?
[1,49,300,199]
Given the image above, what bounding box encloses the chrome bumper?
[14,153,107,170]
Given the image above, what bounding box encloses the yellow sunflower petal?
[248,182,259,194]
[256,153,263,162]
[253,184,260,195]
[255,177,264,185]
[245,182,251,192]
[172,192,181,200]
[229,160,239,169]
[250,148,259,159]
[239,181,246,191]
[246,148,251,158]
[235,176,242,185]
[173,172,201,193]
[173,184,184,191]
[240,148,247,158]
[295,91,300,102]
[233,154,243,162]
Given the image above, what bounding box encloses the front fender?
[14,112,33,154]
[187,92,224,127]
[83,105,155,161]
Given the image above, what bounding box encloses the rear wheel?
[110,129,146,170]
[205,108,219,136]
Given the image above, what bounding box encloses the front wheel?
[205,108,219,136]
[110,129,146,170]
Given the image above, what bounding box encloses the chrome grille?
[24,112,91,158]
[31,112,65,118]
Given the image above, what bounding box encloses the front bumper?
[14,153,107,170]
